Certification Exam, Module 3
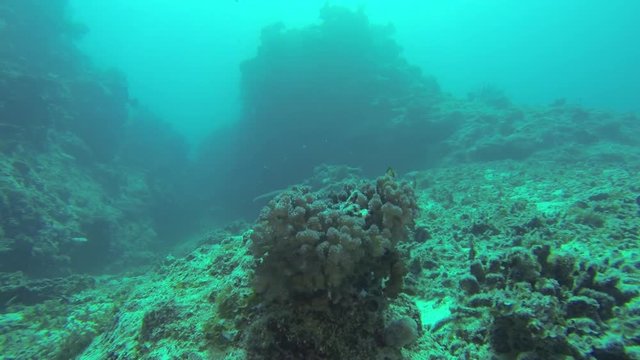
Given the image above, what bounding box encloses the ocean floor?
[2,158,638,359]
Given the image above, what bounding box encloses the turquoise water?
[70,0,640,144]
[1,1,639,358]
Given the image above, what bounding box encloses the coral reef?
[0,0,86,75]
[407,162,640,359]
[453,244,639,359]
[1,161,637,359]
[0,0,195,276]
[251,174,417,306]
[199,6,640,220]
[1,2,639,360]
[383,316,419,348]
[0,272,95,310]
[247,174,419,358]
[202,5,442,217]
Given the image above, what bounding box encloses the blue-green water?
[70,0,640,143]
[1,1,639,358]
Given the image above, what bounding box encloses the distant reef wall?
[198,5,640,217]
[0,0,194,276]
[198,6,444,216]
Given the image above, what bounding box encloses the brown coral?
[250,175,417,308]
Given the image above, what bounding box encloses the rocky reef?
[1,3,639,359]
[200,5,443,216]
[251,174,416,305]
[0,0,192,277]
[247,174,419,358]
[200,6,640,219]
[458,244,638,359]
